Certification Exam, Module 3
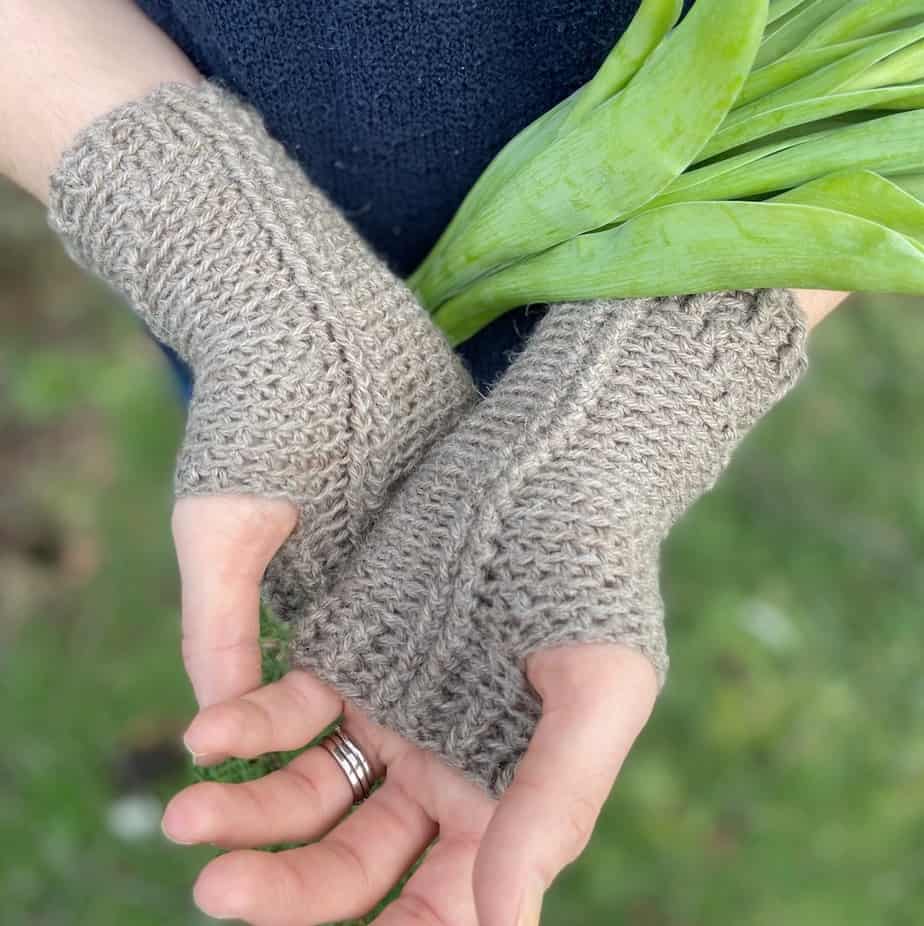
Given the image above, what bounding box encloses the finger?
[361,721,496,837]
[172,495,296,709]
[192,777,437,926]
[183,669,341,759]
[375,834,481,926]
[473,643,658,926]
[163,727,378,849]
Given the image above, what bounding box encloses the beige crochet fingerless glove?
[48,81,476,617]
[293,290,808,794]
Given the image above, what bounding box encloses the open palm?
[166,496,656,925]
[164,649,655,926]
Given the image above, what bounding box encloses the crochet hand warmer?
[48,81,476,618]
[293,290,808,795]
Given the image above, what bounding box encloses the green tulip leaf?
[772,169,924,246]
[652,110,924,208]
[701,83,924,161]
[559,0,684,134]
[738,37,877,107]
[768,0,814,26]
[847,38,924,90]
[434,201,924,344]
[738,23,924,118]
[799,0,924,50]
[413,0,768,309]
[892,173,924,199]
[756,0,846,68]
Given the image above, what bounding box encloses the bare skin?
[2,2,850,923]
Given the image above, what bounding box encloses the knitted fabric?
[134,0,694,387]
[292,291,808,795]
[48,81,476,618]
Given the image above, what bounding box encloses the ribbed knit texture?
[293,291,809,795]
[48,81,476,618]
[134,0,694,387]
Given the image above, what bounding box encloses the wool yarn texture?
[293,290,809,795]
[47,80,476,619]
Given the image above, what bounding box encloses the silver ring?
[319,727,376,804]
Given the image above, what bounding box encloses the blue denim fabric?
[136,0,692,390]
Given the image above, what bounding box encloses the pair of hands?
[164,495,658,926]
[0,3,848,921]
[164,288,847,926]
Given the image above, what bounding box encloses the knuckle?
[275,850,313,910]
[229,495,279,536]
[368,788,416,840]
[325,837,372,898]
[180,638,200,676]
[394,890,448,926]
[213,700,253,745]
[512,777,598,873]
[285,670,334,717]
[556,793,600,864]
[187,781,227,833]
[281,762,325,811]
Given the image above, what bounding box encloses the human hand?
[164,287,827,916]
[47,80,474,728]
[48,83,474,635]
[284,290,808,795]
[171,287,842,720]
[163,643,656,925]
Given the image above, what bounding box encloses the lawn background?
[3,179,923,925]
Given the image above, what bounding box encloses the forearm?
[0,0,199,202]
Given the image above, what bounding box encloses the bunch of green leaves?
[408,0,924,345]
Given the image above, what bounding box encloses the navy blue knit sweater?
[137,0,691,386]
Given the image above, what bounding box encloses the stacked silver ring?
[319,726,376,804]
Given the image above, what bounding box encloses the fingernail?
[517,876,545,926]
[184,740,221,767]
[191,753,224,768]
[161,817,195,847]
[194,899,238,921]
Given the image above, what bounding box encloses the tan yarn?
[47,81,476,618]
[293,291,808,795]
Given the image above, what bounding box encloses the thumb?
[473,644,658,926]
[172,495,296,710]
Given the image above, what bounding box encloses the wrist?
[48,83,253,364]
[792,289,851,328]
[1,0,200,202]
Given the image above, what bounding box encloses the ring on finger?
[319,726,377,804]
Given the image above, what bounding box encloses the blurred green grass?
[2,178,924,925]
